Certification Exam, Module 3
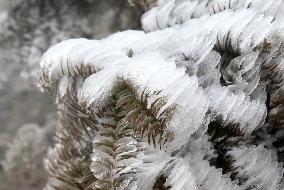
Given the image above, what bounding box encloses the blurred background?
[0,0,155,189]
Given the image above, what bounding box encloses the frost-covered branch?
[40,0,284,189]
